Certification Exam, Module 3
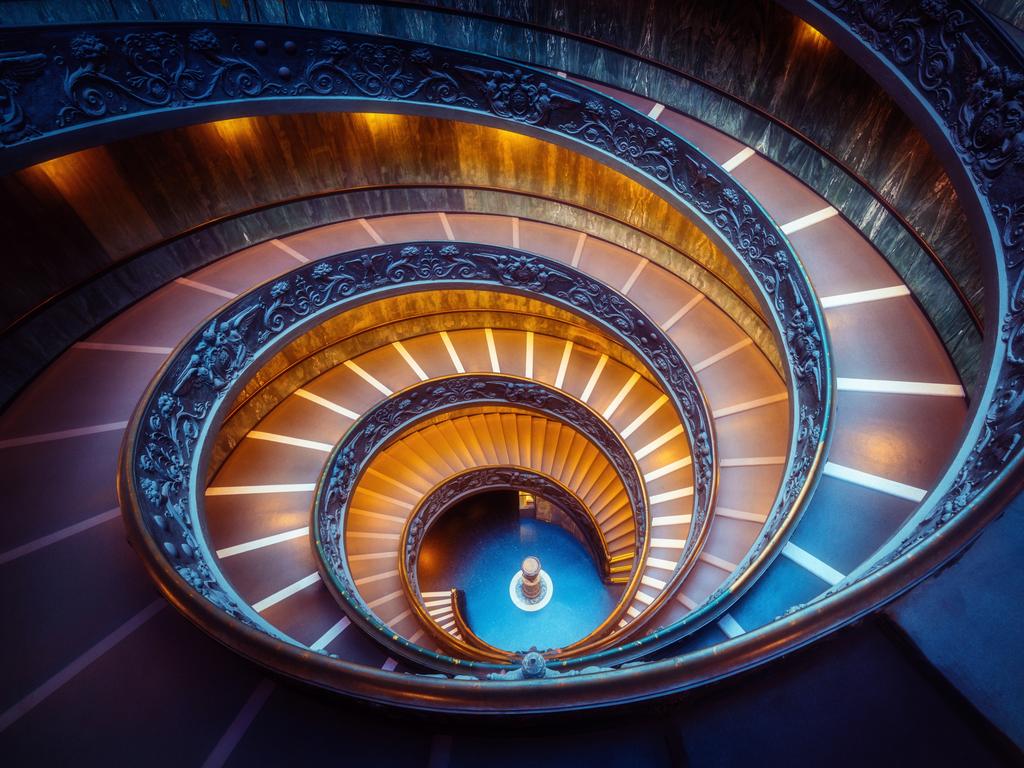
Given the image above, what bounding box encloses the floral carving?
[817,0,1024,599]
[128,242,725,652]
[4,3,1013,692]
[0,49,47,143]
[173,304,259,394]
[829,0,1024,189]
[561,101,681,188]
[1,20,828,664]
[58,28,280,127]
[457,66,579,125]
[138,392,203,526]
[10,29,827,598]
[955,37,1024,183]
[313,373,651,662]
[299,42,472,106]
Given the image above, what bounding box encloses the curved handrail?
[24,25,831,624]
[314,376,648,671]
[0,8,982,344]
[771,2,1021,586]
[105,4,1024,712]
[4,23,827,510]
[402,468,616,661]
[99,20,831,707]
[403,465,613,594]
[450,589,515,659]
[351,0,983,333]
[122,238,741,676]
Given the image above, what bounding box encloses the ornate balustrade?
[405,468,614,656]
[65,17,842,708]
[314,375,648,670]
[121,239,756,687]
[407,466,613,584]
[0,0,1010,713]
[68,22,832,670]
[755,0,1024,612]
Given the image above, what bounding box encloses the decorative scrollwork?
[58,29,281,127]
[562,100,683,186]
[136,391,254,622]
[11,27,829,633]
[556,96,827,542]
[127,242,712,654]
[458,65,580,125]
[9,25,828,510]
[298,41,473,105]
[60,4,1023,705]
[813,0,1024,596]
[315,374,646,608]
[34,20,837,678]
[173,304,260,394]
[827,0,1024,190]
[0,49,47,144]
[315,386,640,661]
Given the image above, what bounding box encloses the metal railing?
[314,374,649,672]
[58,22,837,708]
[400,466,617,659]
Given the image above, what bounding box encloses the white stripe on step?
[819,285,909,309]
[780,206,838,234]
[782,542,845,586]
[206,483,315,496]
[246,431,332,452]
[310,617,350,651]
[294,389,359,420]
[722,146,755,172]
[836,377,964,397]
[216,527,309,558]
[344,360,392,396]
[174,277,237,299]
[823,461,927,502]
[252,572,320,612]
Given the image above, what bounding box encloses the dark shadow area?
[190,614,1023,768]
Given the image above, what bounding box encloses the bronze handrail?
[316,379,650,672]
[90,20,837,704]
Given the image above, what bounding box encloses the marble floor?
[418,491,621,652]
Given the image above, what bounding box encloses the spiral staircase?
[1,2,1022,765]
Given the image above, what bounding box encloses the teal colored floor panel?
[419,492,619,652]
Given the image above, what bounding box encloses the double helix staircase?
[1,4,1019,764]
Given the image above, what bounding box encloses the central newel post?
[521,556,542,600]
[509,554,553,612]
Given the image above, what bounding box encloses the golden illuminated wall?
[4,113,760,325]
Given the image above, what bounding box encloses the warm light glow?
[36,153,80,184]
[845,424,916,474]
[800,20,827,43]
[209,116,258,143]
[360,111,406,129]
[417,548,434,569]
[32,150,99,199]
[491,125,537,147]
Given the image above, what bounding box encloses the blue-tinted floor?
[418,492,619,652]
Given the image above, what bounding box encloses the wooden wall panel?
[0,112,748,328]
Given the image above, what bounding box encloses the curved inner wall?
[0,6,1020,764]
[1,113,751,325]
[0,111,792,403]
[0,0,983,386]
